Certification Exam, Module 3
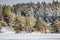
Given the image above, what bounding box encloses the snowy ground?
[0,27,60,40]
[0,33,60,40]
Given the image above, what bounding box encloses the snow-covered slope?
[0,27,15,33]
[0,33,60,40]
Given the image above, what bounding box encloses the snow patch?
[0,27,15,33]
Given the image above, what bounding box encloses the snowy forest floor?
[0,33,60,40]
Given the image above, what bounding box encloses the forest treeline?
[0,0,60,33]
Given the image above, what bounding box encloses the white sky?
[0,0,59,5]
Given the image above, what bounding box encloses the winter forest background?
[0,0,60,33]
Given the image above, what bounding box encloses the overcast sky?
[0,0,60,5]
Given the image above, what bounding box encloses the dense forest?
[0,0,60,33]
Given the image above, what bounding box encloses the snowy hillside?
[0,0,60,33]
